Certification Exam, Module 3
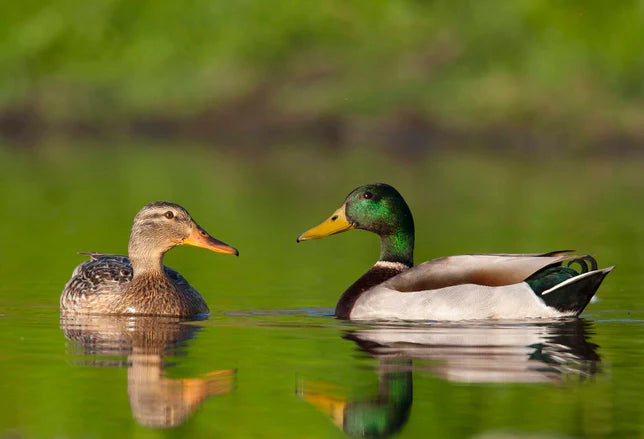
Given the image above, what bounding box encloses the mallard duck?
[297,183,613,321]
[61,201,238,317]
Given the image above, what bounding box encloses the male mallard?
[61,202,238,317]
[297,183,613,321]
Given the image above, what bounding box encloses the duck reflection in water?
[299,319,599,438]
[61,315,235,428]
[299,359,412,439]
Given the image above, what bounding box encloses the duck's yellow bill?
[183,225,239,255]
[297,205,354,242]
[297,380,347,428]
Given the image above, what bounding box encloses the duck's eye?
[164,211,174,219]
[363,191,373,200]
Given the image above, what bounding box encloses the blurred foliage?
[1,0,643,149]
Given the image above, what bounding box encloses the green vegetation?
[1,1,643,150]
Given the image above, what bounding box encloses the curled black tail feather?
[566,255,598,273]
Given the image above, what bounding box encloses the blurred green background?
[1,0,643,153]
[1,0,642,308]
[1,2,644,438]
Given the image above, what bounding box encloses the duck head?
[297,184,414,265]
[128,201,238,274]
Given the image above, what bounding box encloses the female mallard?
[297,183,613,321]
[61,201,238,317]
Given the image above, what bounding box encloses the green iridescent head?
[297,183,415,265]
[342,184,414,236]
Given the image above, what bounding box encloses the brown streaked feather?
[385,252,586,292]
[61,253,207,316]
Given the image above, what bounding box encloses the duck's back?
[61,254,132,311]
[60,253,203,315]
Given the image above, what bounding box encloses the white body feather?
[350,282,570,321]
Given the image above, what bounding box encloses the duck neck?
[379,230,414,267]
[128,241,168,278]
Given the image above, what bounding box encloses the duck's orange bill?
[183,225,239,255]
[297,204,354,242]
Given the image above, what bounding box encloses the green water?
[1,142,642,438]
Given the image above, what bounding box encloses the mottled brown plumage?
[60,202,238,317]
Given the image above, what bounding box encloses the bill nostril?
[331,215,338,221]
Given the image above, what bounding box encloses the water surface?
[1,143,642,438]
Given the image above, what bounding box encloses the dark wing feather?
[66,254,133,296]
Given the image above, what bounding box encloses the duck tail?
[565,254,598,273]
[540,266,614,316]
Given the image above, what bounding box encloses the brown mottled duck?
[61,201,238,317]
